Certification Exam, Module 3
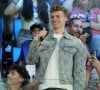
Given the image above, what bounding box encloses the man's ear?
[65,16,68,22]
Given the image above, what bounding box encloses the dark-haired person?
[26,5,86,90]
[66,18,91,58]
[66,18,91,90]
[0,64,30,90]
[7,64,30,90]
[30,23,47,40]
[4,0,50,46]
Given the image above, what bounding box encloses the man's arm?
[4,0,23,16]
[84,59,93,90]
[73,40,86,90]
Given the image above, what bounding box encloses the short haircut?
[30,23,43,34]
[66,17,82,27]
[10,64,30,87]
[50,5,68,17]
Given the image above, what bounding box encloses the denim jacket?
[26,31,86,90]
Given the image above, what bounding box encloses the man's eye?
[57,16,60,18]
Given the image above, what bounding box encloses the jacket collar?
[46,31,73,40]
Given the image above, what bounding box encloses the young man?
[0,64,30,90]
[66,17,89,44]
[26,5,86,90]
[7,64,30,90]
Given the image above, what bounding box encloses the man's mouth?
[74,33,81,38]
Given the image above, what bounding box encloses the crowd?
[0,0,100,90]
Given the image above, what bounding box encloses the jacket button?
[51,48,53,50]
[70,50,73,53]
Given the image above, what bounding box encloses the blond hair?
[50,5,68,17]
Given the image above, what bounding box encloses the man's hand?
[80,33,89,44]
[35,27,47,48]
[38,27,47,40]
[91,56,100,69]
[86,58,93,72]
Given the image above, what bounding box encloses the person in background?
[66,17,91,58]
[26,5,86,90]
[0,64,30,90]
[4,0,50,47]
[85,54,100,90]
[91,57,100,90]
[65,17,91,90]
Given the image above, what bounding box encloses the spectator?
[63,0,92,45]
[84,0,100,89]
[0,64,30,90]
[26,5,86,90]
[7,64,30,90]
[66,17,91,58]
[90,56,100,90]
[4,0,50,46]
[85,54,100,90]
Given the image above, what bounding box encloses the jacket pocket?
[62,46,76,54]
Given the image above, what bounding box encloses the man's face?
[68,19,83,38]
[7,70,23,85]
[51,11,67,29]
[31,28,41,37]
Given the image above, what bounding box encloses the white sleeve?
[16,0,23,9]
[46,2,51,12]
[63,0,74,13]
